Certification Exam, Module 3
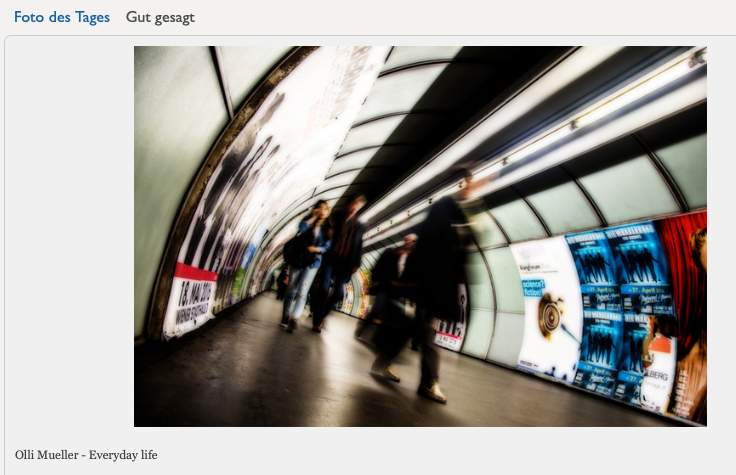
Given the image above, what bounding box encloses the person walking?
[409,170,480,403]
[363,234,419,381]
[281,201,332,333]
[310,195,367,333]
[356,234,418,338]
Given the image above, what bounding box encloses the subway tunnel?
[134,46,707,427]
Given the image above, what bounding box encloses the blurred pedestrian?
[365,234,421,383]
[356,234,418,339]
[281,201,332,332]
[409,170,480,403]
[311,195,367,333]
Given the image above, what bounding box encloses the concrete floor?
[135,292,688,427]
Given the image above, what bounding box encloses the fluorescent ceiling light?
[360,46,625,224]
[504,125,572,165]
[363,47,706,240]
[477,74,707,199]
[573,47,707,129]
[474,160,505,180]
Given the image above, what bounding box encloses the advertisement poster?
[574,309,623,396]
[230,268,246,305]
[615,311,677,412]
[605,222,675,317]
[166,46,390,335]
[228,223,268,305]
[162,262,218,339]
[434,284,469,352]
[566,231,623,396]
[343,281,355,313]
[511,237,584,382]
[654,212,707,424]
[357,271,371,319]
[606,221,677,415]
[639,326,678,415]
[614,312,650,405]
[567,231,617,287]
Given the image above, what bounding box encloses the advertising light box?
[566,230,623,397]
[511,237,584,383]
[506,214,707,425]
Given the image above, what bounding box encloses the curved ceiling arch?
[136,45,706,342]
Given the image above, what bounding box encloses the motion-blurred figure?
[311,195,367,333]
[281,201,332,332]
[408,170,476,403]
[356,234,418,340]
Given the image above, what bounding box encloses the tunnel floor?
[134,292,687,427]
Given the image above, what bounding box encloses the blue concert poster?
[565,231,617,286]
[573,309,623,397]
[613,312,650,405]
[620,284,675,317]
[605,221,674,317]
[580,284,621,311]
[604,222,671,287]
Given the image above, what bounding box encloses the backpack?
[283,228,317,268]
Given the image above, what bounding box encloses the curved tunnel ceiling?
[326,46,572,215]
[135,45,706,341]
[358,102,706,261]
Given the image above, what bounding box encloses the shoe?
[286,319,298,333]
[279,315,289,328]
[382,366,400,382]
[418,381,447,404]
[371,360,400,382]
[311,325,322,333]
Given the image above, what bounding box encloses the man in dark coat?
[356,234,417,333]
[409,194,468,403]
[407,168,479,403]
[310,195,367,332]
[360,234,418,380]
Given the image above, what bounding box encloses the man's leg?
[410,311,424,350]
[312,262,334,327]
[416,306,446,403]
[317,265,350,326]
[371,299,410,382]
[419,315,439,387]
[281,268,304,327]
[286,266,319,332]
[332,266,351,310]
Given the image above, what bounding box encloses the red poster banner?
[174,262,219,282]
[654,212,707,424]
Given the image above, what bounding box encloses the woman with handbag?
[281,200,332,332]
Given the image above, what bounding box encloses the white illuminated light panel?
[363,47,707,242]
[360,46,626,225]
